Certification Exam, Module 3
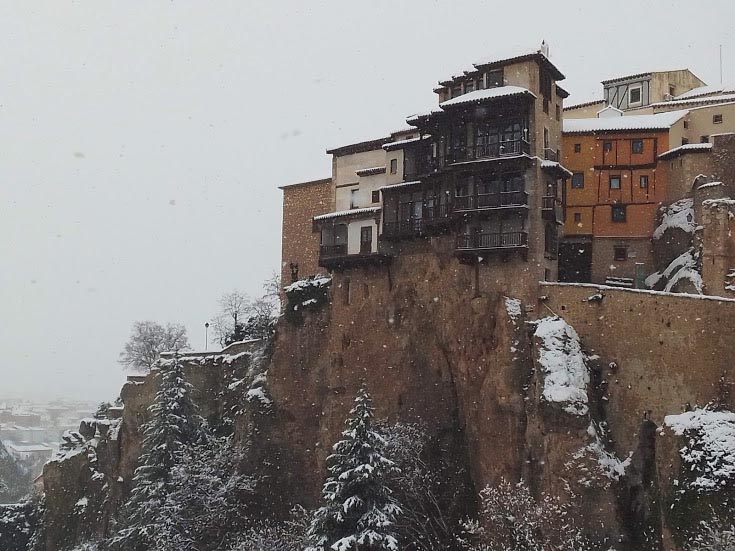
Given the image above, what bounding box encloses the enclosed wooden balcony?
[455,231,528,253]
[382,219,424,240]
[453,191,528,213]
[318,244,392,270]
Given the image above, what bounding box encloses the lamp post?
[204,322,210,351]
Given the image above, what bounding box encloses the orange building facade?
[561,122,675,284]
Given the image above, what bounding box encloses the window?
[639,175,649,188]
[571,172,584,189]
[371,190,380,203]
[360,226,372,253]
[603,141,613,153]
[465,80,474,93]
[632,139,643,154]
[612,204,627,222]
[487,70,503,88]
[476,75,485,90]
[389,158,398,174]
[543,98,549,114]
[629,84,642,106]
[614,246,628,261]
[609,175,622,190]
[350,189,358,208]
[574,143,581,153]
[543,127,550,149]
[451,85,461,98]
[555,104,561,121]
[684,120,689,129]
[701,135,710,143]
[682,137,689,145]
[713,114,723,124]
[574,212,582,223]
[669,84,676,97]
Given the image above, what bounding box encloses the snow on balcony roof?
[382,135,431,151]
[378,180,421,191]
[657,142,713,159]
[675,84,735,100]
[540,160,573,178]
[563,110,688,134]
[355,166,386,177]
[313,207,381,222]
[472,44,564,79]
[650,93,735,108]
[440,86,536,108]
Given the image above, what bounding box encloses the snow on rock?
[664,407,735,492]
[283,274,332,293]
[571,423,631,488]
[645,249,703,294]
[652,198,695,240]
[504,296,522,323]
[533,316,590,416]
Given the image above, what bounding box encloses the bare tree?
[118,321,189,372]
[211,291,251,346]
[211,283,279,347]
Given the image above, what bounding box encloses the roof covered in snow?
[563,110,688,134]
[378,180,421,191]
[540,160,573,177]
[355,166,386,177]
[657,142,713,159]
[382,135,431,151]
[313,207,381,222]
[439,86,536,109]
[651,93,735,108]
[675,83,735,100]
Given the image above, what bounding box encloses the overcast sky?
[1,0,734,403]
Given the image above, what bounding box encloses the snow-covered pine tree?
[110,355,202,551]
[305,385,402,551]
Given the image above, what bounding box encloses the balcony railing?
[456,231,528,251]
[423,202,452,221]
[383,219,423,239]
[453,191,528,212]
[319,244,348,257]
[471,139,531,161]
[543,148,558,162]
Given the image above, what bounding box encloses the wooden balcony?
[455,231,528,260]
[453,191,528,213]
[448,139,531,165]
[382,219,424,240]
[318,244,392,271]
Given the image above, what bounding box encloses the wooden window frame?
[639,175,649,189]
[574,143,581,153]
[611,204,627,222]
[609,175,622,190]
[614,245,628,261]
[371,190,380,203]
[571,172,584,189]
[389,158,398,174]
[631,139,643,154]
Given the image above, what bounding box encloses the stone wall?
[280,178,333,286]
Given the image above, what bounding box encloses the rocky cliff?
[37,236,735,551]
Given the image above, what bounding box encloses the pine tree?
[305,386,402,551]
[110,355,202,551]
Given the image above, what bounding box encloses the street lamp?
[204,322,210,351]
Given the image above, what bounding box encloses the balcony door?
[360,226,372,254]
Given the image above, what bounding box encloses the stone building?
[282,43,570,300]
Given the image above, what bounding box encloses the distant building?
[5,442,53,463]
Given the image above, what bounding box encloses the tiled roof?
[657,143,713,159]
[355,166,386,177]
[563,110,688,134]
[313,207,381,222]
[439,86,536,109]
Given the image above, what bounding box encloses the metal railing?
[319,244,348,257]
[456,231,528,250]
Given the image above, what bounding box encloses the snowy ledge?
[539,281,735,303]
